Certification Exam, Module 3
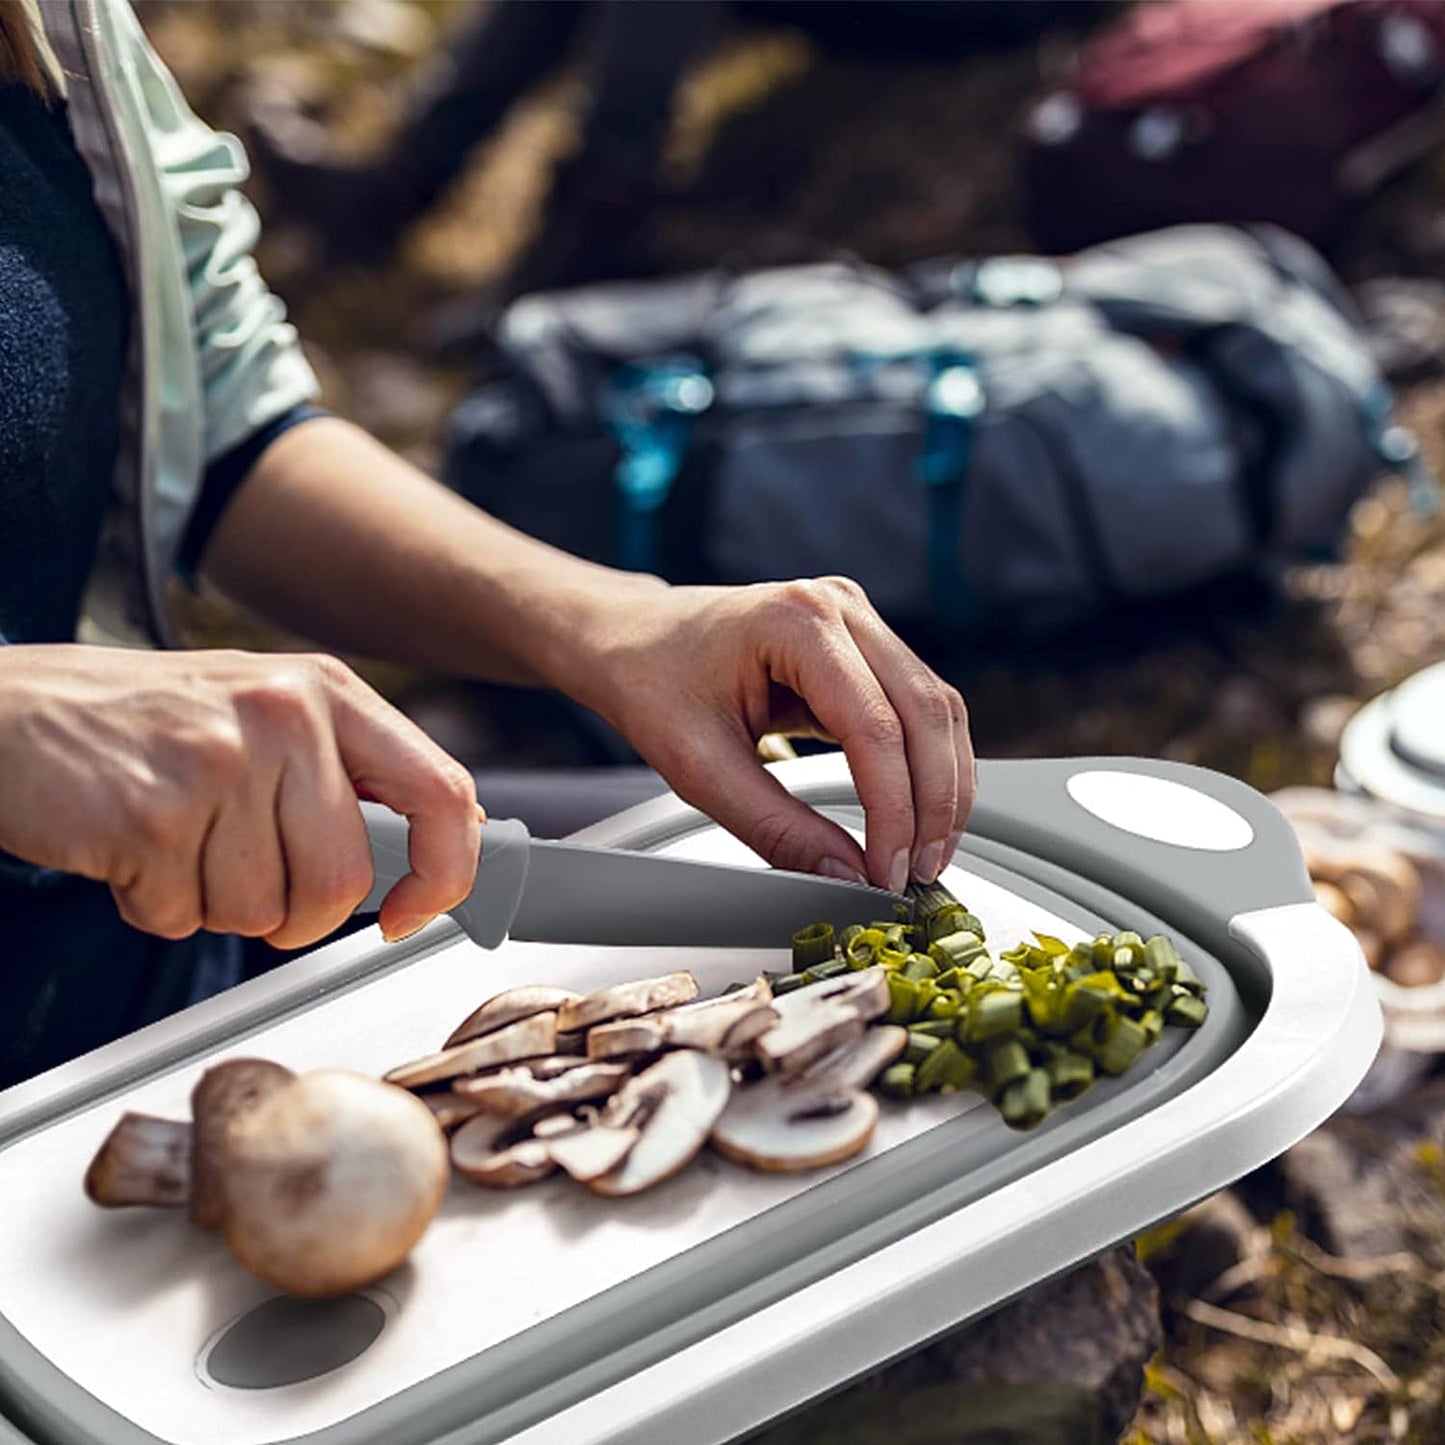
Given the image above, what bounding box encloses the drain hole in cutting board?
[202,1293,387,1389]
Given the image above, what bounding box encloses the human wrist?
[522,565,672,710]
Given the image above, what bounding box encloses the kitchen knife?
[357,801,910,949]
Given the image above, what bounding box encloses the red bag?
[1022,0,1445,253]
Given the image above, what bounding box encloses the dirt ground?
[133,2,1445,1439]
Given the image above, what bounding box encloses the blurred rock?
[330,0,433,60]
[1212,674,1286,740]
[1299,694,1363,754]
[1358,277,1445,385]
[1146,1190,1267,1305]
[781,1247,1165,1444]
[1280,1073,1445,1259]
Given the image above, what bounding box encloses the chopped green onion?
[885,972,921,1025]
[1000,1068,1052,1130]
[960,989,1024,1043]
[1165,993,1209,1029]
[1095,1014,1149,1076]
[916,1039,976,1093]
[1042,1046,1094,1102]
[792,921,836,971]
[910,1019,958,1039]
[982,1038,1031,1097]
[905,1031,941,1067]
[902,954,939,982]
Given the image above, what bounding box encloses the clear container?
[1272,785,1445,1055]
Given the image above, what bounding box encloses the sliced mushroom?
[1313,880,1354,927]
[419,1090,485,1132]
[754,968,891,1077]
[385,1011,558,1089]
[189,1058,296,1229]
[1384,939,1445,989]
[84,1114,192,1208]
[1325,848,1420,947]
[545,1123,641,1182]
[588,980,777,1062]
[451,1112,556,1188]
[1354,925,1386,971]
[712,1026,907,1173]
[527,1053,594,1079]
[589,1050,732,1197]
[557,972,699,1033]
[444,986,583,1049]
[531,1112,590,1140]
[451,1061,632,1117]
[221,1071,450,1298]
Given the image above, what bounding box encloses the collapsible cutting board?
[0,757,1381,1445]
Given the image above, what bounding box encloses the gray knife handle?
[358,801,533,949]
[969,758,1313,940]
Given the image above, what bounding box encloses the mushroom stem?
[84,1114,192,1208]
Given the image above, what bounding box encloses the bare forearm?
[199,417,663,692]
[200,416,976,893]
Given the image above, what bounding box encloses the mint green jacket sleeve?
[47,0,320,645]
[110,0,320,468]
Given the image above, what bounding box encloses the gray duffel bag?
[444,224,1427,637]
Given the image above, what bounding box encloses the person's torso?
[0,79,228,1092]
[0,79,128,643]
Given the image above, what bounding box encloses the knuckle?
[747,809,809,872]
[237,668,319,736]
[855,702,904,754]
[308,652,358,691]
[911,677,954,730]
[773,577,837,622]
[120,888,201,942]
[919,780,957,825]
[327,853,377,915]
[220,895,288,940]
[128,793,194,854]
[820,573,868,605]
[421,758,478,816]
[182,722,248,789]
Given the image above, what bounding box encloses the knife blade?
[357,801,908,949]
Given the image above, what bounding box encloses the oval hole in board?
[198,1291,389,1390]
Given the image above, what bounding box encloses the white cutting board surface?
[0,833,1090,1445]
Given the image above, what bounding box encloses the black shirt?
[0,83,314,1089]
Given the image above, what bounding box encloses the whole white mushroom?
[219,1070,449,1298]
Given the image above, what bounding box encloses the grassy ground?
[135,3,1445,1438]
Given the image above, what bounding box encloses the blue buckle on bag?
[1363,380,1440,521]
[603,357,715,573]
[919,353,985,620]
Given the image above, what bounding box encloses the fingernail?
[819,856,869,886]
[888,847,910,895]
[915,839,945,884]
[381,913,429,943]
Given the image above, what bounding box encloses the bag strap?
[919,354,985,623]
[602,356,715,572]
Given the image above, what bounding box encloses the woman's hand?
[572,576,975,892]
[0,645,479,947]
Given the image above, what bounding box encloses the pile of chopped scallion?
[768,881,1208,1131]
